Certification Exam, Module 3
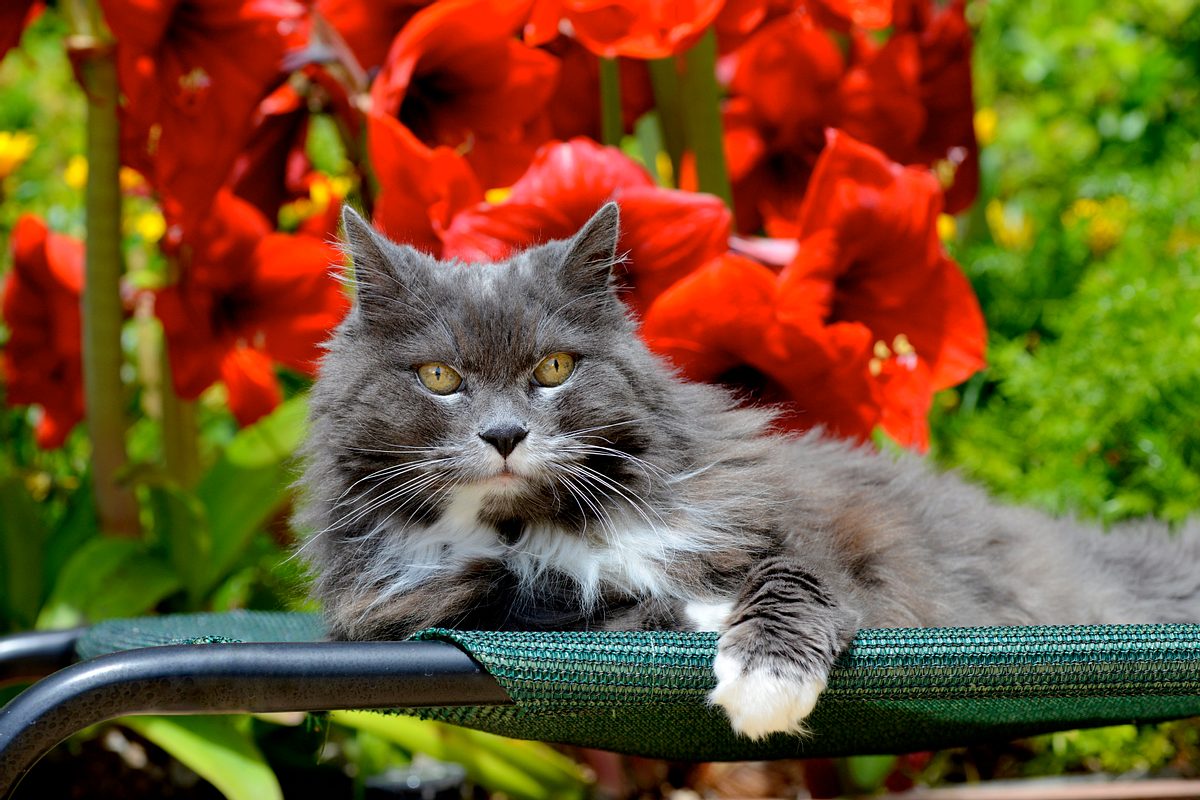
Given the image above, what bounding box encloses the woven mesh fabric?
[75,610,325,659]
[74,613,1200,761]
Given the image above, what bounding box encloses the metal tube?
[0,640,511,797]
[0,629,84,687]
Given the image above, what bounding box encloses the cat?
[296,202,1200,740]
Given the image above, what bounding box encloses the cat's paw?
[709,650,827,740]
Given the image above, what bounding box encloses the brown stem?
[73,34,140,536]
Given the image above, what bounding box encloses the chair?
[4,611,1200,798]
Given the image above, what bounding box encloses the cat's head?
[306,203,693,538]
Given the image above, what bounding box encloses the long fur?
[295,204,1200,736]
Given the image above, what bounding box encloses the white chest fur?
[362,484,720,612]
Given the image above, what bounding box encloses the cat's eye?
[533,352,576,387]
[416,362,463,395]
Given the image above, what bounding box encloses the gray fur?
[296,204,1200,734]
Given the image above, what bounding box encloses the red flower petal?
[442,138,654,260]
[368,111,484,255]
[641,253,777,382]
[783,129,985,391]
[2,215,85,448]
[618,187,731,313]
[100,0,306,230]
[155,190,349,415]
[641,252,883,443]
[250,233,349,375]
[219,344,283,427]
[370,0,558,188]
[542,35,654,141]
[838,32,924,155]
[554,0,725,59]
[315,0,430,71]
[809,0,892,31]
[0,1,40,61]
[908,0,978,212]
[728,14,844,152]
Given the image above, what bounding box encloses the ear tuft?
[339,204,423,319]
[561,201,621,293]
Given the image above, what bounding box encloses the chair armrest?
[0,640,510,798]
[0,628,85,687]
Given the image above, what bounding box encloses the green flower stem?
[678,29,734,215]
[647,57,685,185]
[74,35,139,536]
[161,353,201,491]
[598,57,623,146]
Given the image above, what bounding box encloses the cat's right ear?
[340,206,421,320]
[560,201,621,295]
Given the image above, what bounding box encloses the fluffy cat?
[297,203,1200,739]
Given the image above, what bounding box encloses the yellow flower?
[120,167,147,193]
[485,186,512,205]
[0,131,36,179]
[974,108,997,147]
[655,151,674,185]
[937,213,957,243]
[986,199,1034,251]
[64,155,88,189]
[133,209,167,243]
[1086,216,1122,256]
[1062,196,1128,256]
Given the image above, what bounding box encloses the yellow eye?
[533,352,576,387]
[416,362,462,395]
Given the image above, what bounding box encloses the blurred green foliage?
[933,0,1200,527]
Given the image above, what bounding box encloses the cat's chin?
[476,471,527,493]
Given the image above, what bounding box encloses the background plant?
[0,0,1197,796]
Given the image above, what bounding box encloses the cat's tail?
[1079,517,1200,624]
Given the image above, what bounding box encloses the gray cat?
[296,202,1200,739]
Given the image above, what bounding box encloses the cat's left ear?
[561,201,620,294]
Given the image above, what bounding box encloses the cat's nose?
[479,424,528,458]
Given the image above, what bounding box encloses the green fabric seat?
[76,611,1200,761]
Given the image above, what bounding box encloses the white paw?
[708,651,827,740]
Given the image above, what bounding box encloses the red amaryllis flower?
[809,0,893,31]
[100,0,306,230]
[781,130,984,395]
[723,11,925,235]
[368,111,483,256]
[229,66,360,225]
[442,138,731,314]
[2,215,85,448]
[526,0,724,59]
[897,0,978,213]
[541,35,654,142]
[154,190,349,426]
[0,1,40,61]
[370,0,558,189]
[642,251,883,440]
[644,131,985,448]
[314,0,430,72]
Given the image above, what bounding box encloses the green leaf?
[121,716,282,800]
[147,484,210,602]
[43,480,99,596]
[331,712,587,800]
[195,397,307,595]
[37,538,181,628]
[0,477,47,630]
[842,754,898,792]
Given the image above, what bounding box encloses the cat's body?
[298,204,1200,738]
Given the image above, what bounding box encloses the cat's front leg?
[710,556,859,739]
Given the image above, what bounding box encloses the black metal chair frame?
[0,628,511,798]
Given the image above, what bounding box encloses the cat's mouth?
[480,468,525,490]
